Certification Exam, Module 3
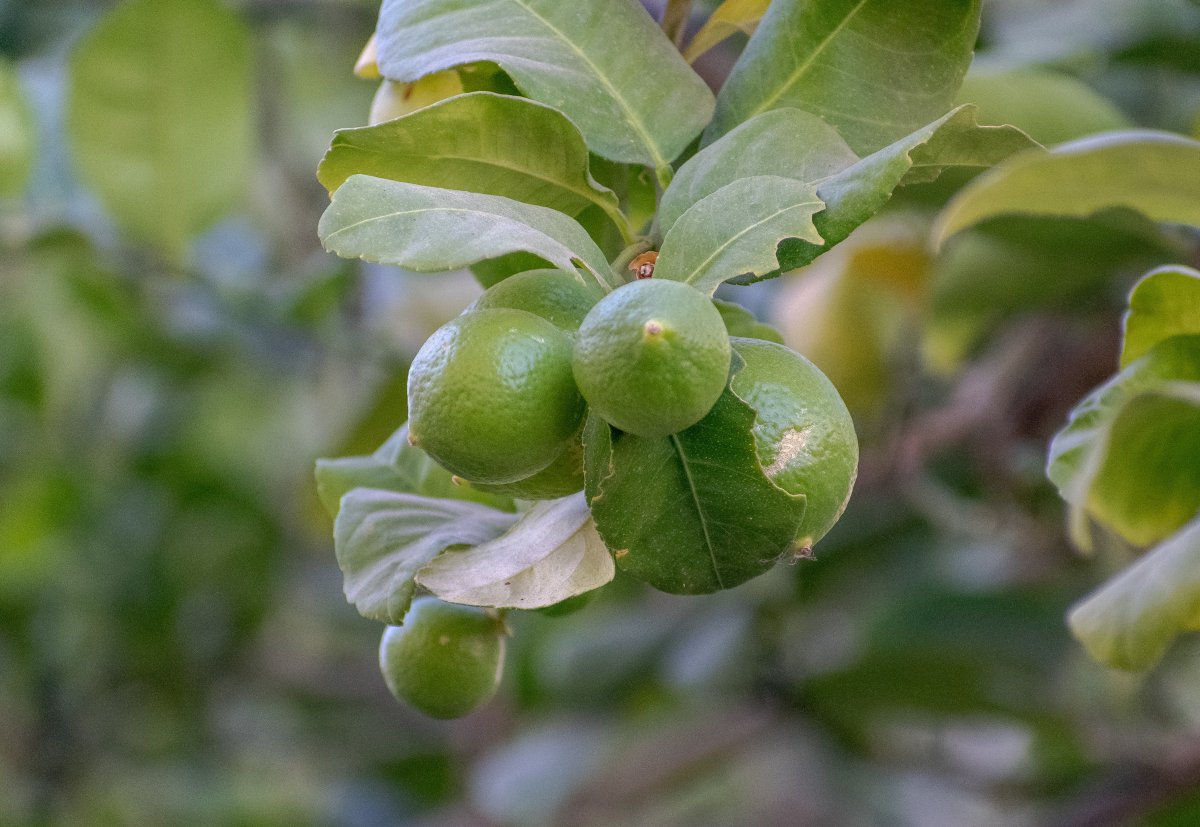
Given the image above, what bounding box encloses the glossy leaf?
[660,108,858,233]
[654,176,824,294]
[416,493,613,609]
[318,176,618,291]
[1070,516,1200,671]
[0,59,35,196]
[67,0,253,261]
[375,0,714,169]
[706,0,981,154]
[1122,266,1200,368]
[1047,336,1200,549]
[333,489,518,624]
[665,106,1036,279]
[318,93,631,241]
[934,131,1200,247]
[584,379,807,595]
[683,0,770,63]
[801,106,1038,271]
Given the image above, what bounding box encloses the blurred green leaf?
[584,383,807,594]
[375,0,714,170]
[705,0,981,154]
[67,0,253,261]
[1048,336,1200,548]
[655,175,824,294]
[318,93,632,242]
[318,176,618,292]
[416,493,614,609]
[683,0,770,63]
[954,67,1131,146]
[934,131,1200,247]
[1122,265,1200,367]
[1070,515,1200,670]
[0,57,34,196]
[333,489,517,624]
[712,299,785,344]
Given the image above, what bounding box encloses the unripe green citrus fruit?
[468,269,598,330]
[730,337,859,549]
[379,597,506,719]
[572,280,732,437]
[466,427,584,500]
[408,309,585,484]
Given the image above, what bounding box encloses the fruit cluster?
[376,268,858,718]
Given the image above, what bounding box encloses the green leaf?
[954,67,1131,147]
[797,106,1038,271]
[934,131,1200,248]
[318,92,632,242]
[416,493,613,609]
[1122,266,1200,368]
[0,59,35,197]
[585,380,807,595]
[712,298,785,344]
[654,176,824,294]
[333,489,517,624]
[683,0,770,63]
[375,0,715,170]
[705,0,982,154]
[315,423,511,518]
[1048,336,1200,549]
[67,0,253,261]
[1069,516,1200,671]
[318,176,618,292]
[663,106,1037,280]
[660,108,858,234]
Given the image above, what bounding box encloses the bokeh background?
[5,0,1200,824]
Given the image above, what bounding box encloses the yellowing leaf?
[683,0,770,63]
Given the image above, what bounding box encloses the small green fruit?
[379,597,506,719]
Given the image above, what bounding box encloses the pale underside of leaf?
[375,0,714,167]
[334,489,518,624]
[416,493,614,608]
[933,130,1200,248]
[318,175,618,291]
[1070,516,1200,671]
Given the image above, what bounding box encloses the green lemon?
[466,425,584,500]
[730,337,859,549]
[468,269,599,330]
[408,309,584,484]
[379,597,506,719]
[572,280,732,437]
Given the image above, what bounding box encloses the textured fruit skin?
[379,597,506,719]
[572,280,732,437]
[408,309,585,484]
[467,426,584,499]
[468,269,598,330]
[730,337,858,548]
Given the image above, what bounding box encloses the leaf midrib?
[327,145,616,215]
[671,434,724,590]
[509,0,669,170]
[745,0,870,120]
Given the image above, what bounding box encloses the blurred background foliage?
[5,0,1200,825]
